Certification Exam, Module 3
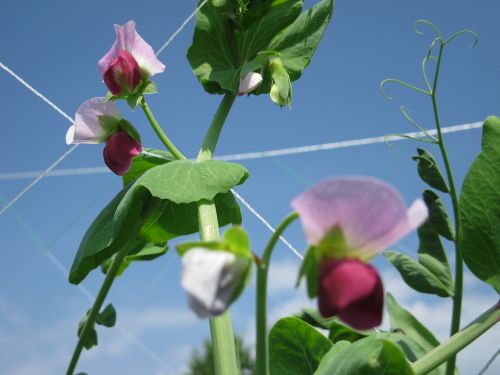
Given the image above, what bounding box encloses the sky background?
[1,0,499,374]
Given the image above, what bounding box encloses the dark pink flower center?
[103,50,141,96]
[318,258,383,330]
[103,131,142,176]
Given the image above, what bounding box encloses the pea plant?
[63,1,499,375]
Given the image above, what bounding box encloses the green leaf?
[295,307,337,330]
[69,184,150,284]
[269,317,333,375]
[268,0,334,80]
[126,242,168,262]
[296,246,318,298]
[96,303,117,328]
[384,251,453,297]
[459,116,500,293]
[328,319,373,343]
[77,311,98,350]
[386,294,452,374]
[314,341,351,375]
[423,190,455,241]
[412,148,449,193]
[123,149,175,187]
[315,336,414,375]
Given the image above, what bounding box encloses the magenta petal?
[98,20,165,77]
[103,132,142,175]
[103,50,141,95]
[292,177,427,257]
[318,259,383,330]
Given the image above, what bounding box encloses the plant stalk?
[196,92,239,375]
[256,212,299,375]
[430,44,464,375]
[140,97,186,160]
[66,245,130,375]
[412,301,500,375]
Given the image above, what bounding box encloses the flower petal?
[292,177,427,257]
[238,72,263,95]
[318,258,383,330]
[181,248,248,318]
[103,132,142,175]
[66,98,121,144]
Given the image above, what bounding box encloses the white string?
[231,189,303,260]
[0,144,79,215]
[0,120,484,181]
[478,347,500,375]
[0,62,74,123]
[155,0,208,56]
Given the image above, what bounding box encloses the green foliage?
[187,0,334,98]
[122,148,175,187]
[459,116,500,293]
[77,303,116,351]
[269,317,332,375]
[95,303,117,327]
[313,336,414,375]
[296,246,319,298]
[423,190,455,241]
[185,335,256,375]
[314,341,351,375]
[70,160,247,284]
[412,148,449,193]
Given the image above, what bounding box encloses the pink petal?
[66,97,121,144]
[103,50,141,96]
[103,131,142,175]
[292,177,427,257]
[318,258,383,330]
[98,21,165,77]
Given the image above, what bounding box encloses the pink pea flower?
[98,20,165,96]
[65,97,142,176]
[103,131,142,176]
[292,177,428,329]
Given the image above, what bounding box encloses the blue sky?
[1,0,499,374]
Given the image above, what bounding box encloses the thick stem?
[140,97,186,160]
[256,212,299,375]
[66,246,130,375]
[196,93,239,375]
[412,302,500,375]
[431,45,463,375]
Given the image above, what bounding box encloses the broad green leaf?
[417,222,453,294]
[122,149,175,187]
[459,116,500,293]
[314,341,351,375]
[316,336,414,375]
[269,0,334,80]
[126,243,168,262]
[328,319,373,343]
[412,148,449,193]
[69,184,150,284]
[96,304,116,328]
[423,190,455,241]
[269,317,332,375]
[384,251,453,297]
[295,308,337,330]
[386,294,452,374]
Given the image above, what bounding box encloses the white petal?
[238,72,263,94]
[65,125,75,145]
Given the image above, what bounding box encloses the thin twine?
[478,347,500,375]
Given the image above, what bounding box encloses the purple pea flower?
[98,20,165,96]
[292,177,428,329]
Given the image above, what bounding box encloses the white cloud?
[267,259,300,294]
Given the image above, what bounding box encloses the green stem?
[66,245,130,375]
[430,45,463,375]
[256,212,299,375]
[196,92,238,375]
[140,97,186,160]
[412,301,500,375]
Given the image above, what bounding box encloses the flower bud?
[269,58,292,107]
[103,131,142,176]
[318,258,383,330]
[238,72,263,95]
[103,50,141,96]
[181,247,250,318]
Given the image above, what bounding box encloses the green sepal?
[269,57,292,107]
[117,118,141,142]
[412,148,449,193]
[96,303,117,328]
[296,246,319,298]
[106,80,158,109]
[423,190,455,241]
[77,310,98,350]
